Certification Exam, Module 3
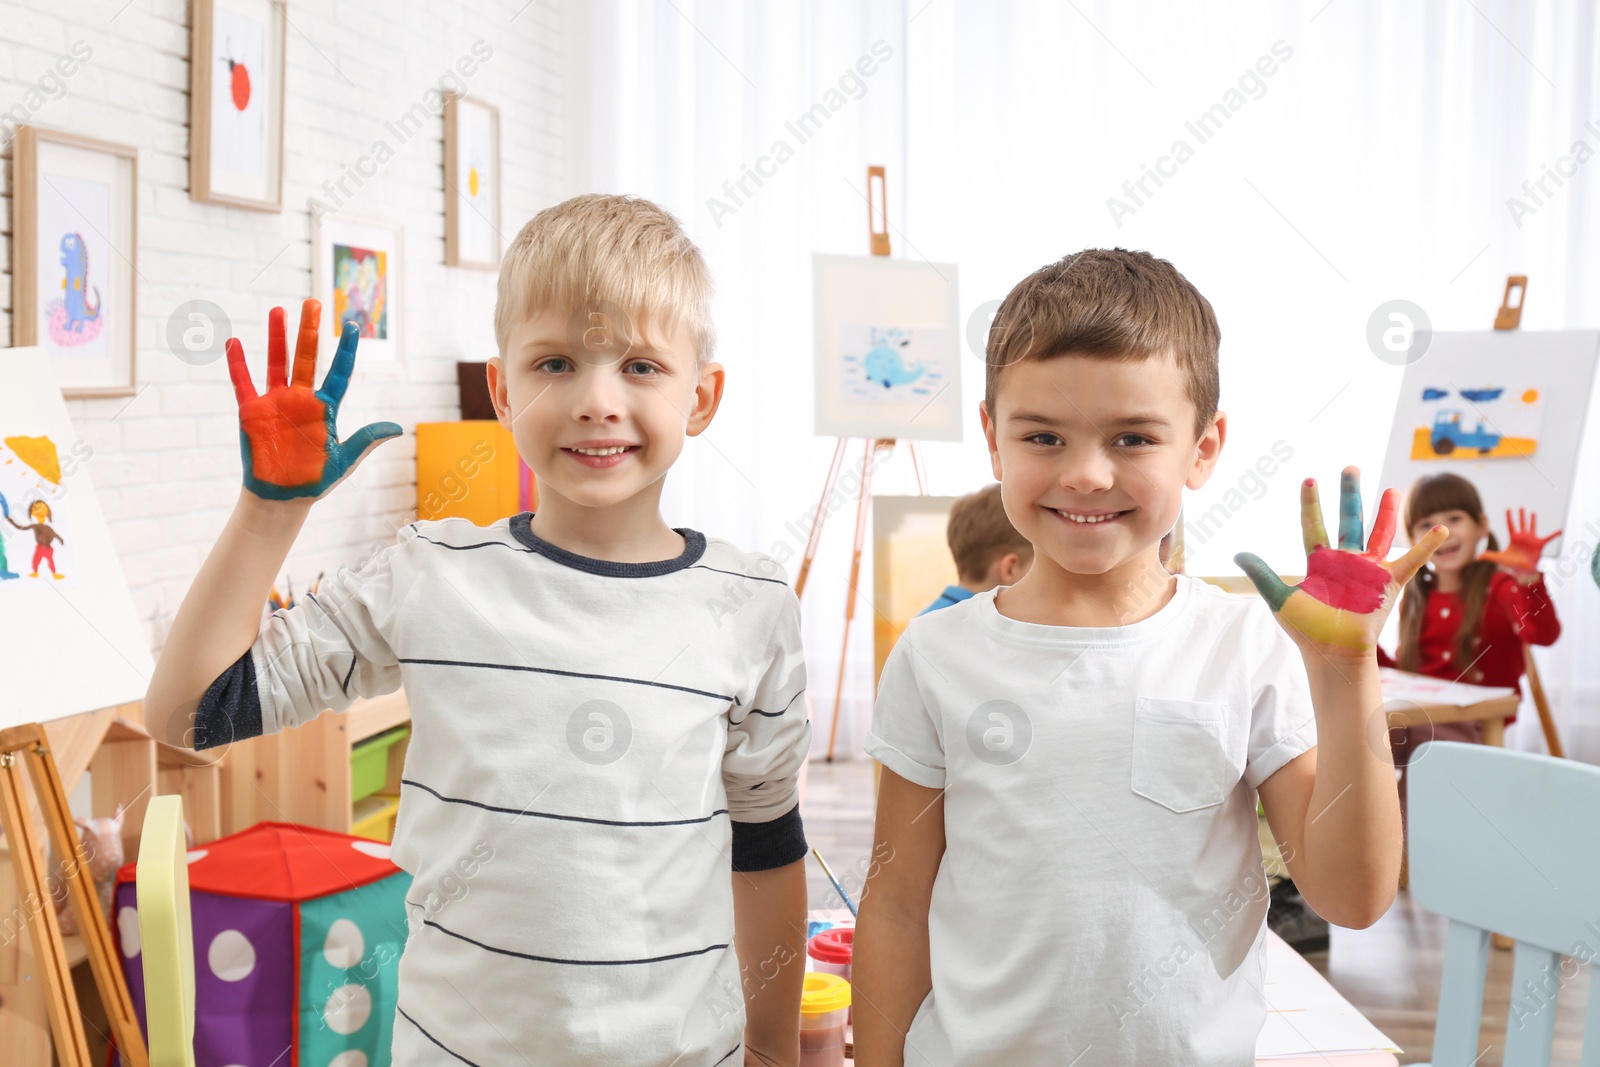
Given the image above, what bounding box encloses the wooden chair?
[1407,740,1600,1065]
[135,795,195,1067]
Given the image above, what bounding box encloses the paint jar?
[806,925,854,981]
[799,972,851,1067]
[807,926,854,1024]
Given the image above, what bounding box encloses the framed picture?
[813,253,963,442]
[13,126,139,397]
[190,0,286,211]
[313,215,405,370]
[444,94,502,268]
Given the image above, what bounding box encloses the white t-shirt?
[865,573,1317,1066]
[238,514,812,1066]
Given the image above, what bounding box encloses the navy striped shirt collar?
[508,512,707,577]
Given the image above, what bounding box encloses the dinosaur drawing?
[59,233,102,333]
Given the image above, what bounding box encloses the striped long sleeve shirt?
[194,513,813,1066]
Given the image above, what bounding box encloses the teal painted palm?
[228,299,402,501]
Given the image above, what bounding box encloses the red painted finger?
[1367,487,1400,560]
[292,298,321,389]
[266,306,287,390]
[226,337,258,405]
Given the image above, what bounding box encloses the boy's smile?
[980,350,1225,624]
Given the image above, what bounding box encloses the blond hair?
[947,483,1032,583]
[983,248,1219,440]
[494,194,716,364]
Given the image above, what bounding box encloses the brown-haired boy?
[918,483,1032,615]
[853,249,1441,1064]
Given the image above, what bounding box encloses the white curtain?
[564,0,1600,763]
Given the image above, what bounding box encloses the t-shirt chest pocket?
[1130,697,1240,813]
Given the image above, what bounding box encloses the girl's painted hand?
[1477,507,1560,579]
[228,299,402,502]
[1235,466,1448,661]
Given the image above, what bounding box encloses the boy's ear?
[485,357,512,432]
[979,400,1002,480]
[1184,410,1227,491]
[686,361,726,437]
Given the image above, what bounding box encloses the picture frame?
[190,0,286,211]
[444,93,502,268]
[312,214,405,371]
[12,126,139,398]
[813,253,964,442]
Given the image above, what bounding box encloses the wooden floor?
[800,758,1592,1066]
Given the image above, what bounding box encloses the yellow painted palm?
[137,795,196,1067]
[1234,466,1448,656]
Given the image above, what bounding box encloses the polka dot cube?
[113,821,411,1067]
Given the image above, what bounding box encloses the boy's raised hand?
[227,299,402,502]
[1477,507,1560,577]
[1234,467,1448,659]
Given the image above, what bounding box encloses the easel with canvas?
[0,345,161,1064]
[795,165,958,761]
[1376,276,1596,764]
[1488,275,1564,760]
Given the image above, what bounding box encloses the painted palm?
[1477,507,1560,575]
[1235,467,1448,655]
[228,299,402,501]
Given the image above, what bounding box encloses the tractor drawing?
[1430,410,1500,455]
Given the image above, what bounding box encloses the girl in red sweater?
[1382,473,1562,816]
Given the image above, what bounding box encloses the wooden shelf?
[218,689,411,837]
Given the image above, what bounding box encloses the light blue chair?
[1408,740,1600,1066]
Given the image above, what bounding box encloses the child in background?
[853,248,1444,1065]
[918,483,1032,615]
[1380,472,1561,817]
[144,195,813,1067]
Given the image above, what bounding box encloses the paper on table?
[1380,666,1515,708]
[1257,931,1401,1058]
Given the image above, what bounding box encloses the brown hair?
[494,193,715,364]
[947,483,1032,584]
[983,248,1220,440]
[1395,473,1499,674]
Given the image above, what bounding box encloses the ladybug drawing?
[220,37,251,111]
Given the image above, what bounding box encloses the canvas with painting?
[813,253,963,442]
[1379,330,1600,556]
[0,347,152,730]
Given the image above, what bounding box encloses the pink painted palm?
[1234,466,1448,657]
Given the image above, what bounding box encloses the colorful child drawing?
[46,232,105,347]
[1406,384,1543,460]
[332,244,387,340]
[6,499,66,580]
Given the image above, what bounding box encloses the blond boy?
[146,195,813,1066]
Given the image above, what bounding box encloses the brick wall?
[0,0,560,654]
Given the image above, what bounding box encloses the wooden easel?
[1490,275,1565,760]
[0,722,149,1067]
[795,165,929,761]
